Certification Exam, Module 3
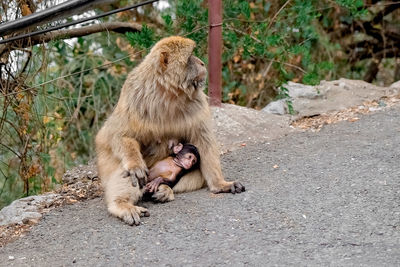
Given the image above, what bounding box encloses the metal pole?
[208,0,222,107]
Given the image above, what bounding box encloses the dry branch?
[0,22,141,56]
[332,1,400,39]
[329,1,400,81]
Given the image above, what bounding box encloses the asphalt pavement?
[1,106,399,266]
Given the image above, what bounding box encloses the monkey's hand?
[121,205,150,226]
[122,166,149,189]
[212,181,246,194]
[145,177,164,193]
[118,137,149,188]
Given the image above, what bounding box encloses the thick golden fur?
[96,36,244,225]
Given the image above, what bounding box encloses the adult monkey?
[95,36,245,225]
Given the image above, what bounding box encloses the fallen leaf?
[209,193,223,198]
[43,116,52,124]
[21,4,32,16]
[348,117,359,122]
[67,198,77,203]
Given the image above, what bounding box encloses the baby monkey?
[145,141,200,194]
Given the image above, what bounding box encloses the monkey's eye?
[187,154,196,164]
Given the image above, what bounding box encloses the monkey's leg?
[152,184,175,202]
[195,131,245,194]
[173,169,206,193]
[104,169,150,225]
[97,133,150,225]
[152,170,205,202]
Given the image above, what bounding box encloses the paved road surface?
[1,106,399,266]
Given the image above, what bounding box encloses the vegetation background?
[0,0,399,208]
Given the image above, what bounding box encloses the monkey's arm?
[146,173,177,193]
[146,172,177,192]
[111,135,148,188]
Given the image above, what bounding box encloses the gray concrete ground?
[0,106,399,266]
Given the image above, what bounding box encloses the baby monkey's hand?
[145,177,164,193]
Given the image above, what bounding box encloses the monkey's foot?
[122,166,149,188]
[152,184,175,202]
[211,181,245,194]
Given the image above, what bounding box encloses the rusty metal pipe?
[208,0,222,106]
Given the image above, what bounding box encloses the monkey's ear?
[173,143,183,154]
[160,51,169,71]
[168,139,179,150]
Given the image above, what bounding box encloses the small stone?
[378,100,386,107]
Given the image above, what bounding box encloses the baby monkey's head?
[173,143,200,170]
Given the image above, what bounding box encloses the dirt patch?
[291,94,400,131]
[0,164,102,247]
[0,224,31,248]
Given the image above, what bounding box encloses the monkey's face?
[178,152,197,170]
[147,36,206,99]
[187,55,207,90]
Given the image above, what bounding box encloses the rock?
[63,161,98,184]
[262,79,400,118]
[284,81,321,99]
[262,99,287,115]
[262,82,322,115]
[390,80,400,89]
[0,194,62,226]
[212,104,293,152]
[0,160,102,228]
